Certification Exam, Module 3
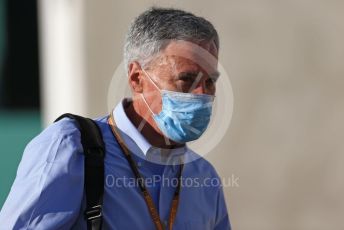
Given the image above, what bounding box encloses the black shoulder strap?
[55,113,105,230]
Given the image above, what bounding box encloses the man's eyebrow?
[176,70,220,81]
[177,71,199,77]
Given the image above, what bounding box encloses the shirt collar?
[113,98,187,162]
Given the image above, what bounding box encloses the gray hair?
[123,7,219,73]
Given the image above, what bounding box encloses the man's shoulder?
[21,115,109,164]
[40,115,108,139]
[39,117,81,141]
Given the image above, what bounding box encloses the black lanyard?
[108,113,184,230]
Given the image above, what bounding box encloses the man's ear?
[128,61,143,93]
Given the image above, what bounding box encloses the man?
[0,7,231,229]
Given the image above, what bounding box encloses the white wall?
[38,0,87,124]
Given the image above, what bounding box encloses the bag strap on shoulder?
[55,113,105,230]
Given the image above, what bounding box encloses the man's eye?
[179,76,195,83]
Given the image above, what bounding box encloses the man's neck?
[123,99,184,149]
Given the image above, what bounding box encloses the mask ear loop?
[141,93,172,146]
[140,93,155,115]
[141,69,173,146]
[140,68,162,116]
[142,69,162,92]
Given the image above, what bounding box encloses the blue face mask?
[141,69,215,143]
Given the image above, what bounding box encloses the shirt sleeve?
[214,185,231,230]
[0,119,84,230]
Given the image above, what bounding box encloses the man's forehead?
[163,55,219,78]
[159,40,219,75]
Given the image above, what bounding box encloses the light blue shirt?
[0,99,231,230]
